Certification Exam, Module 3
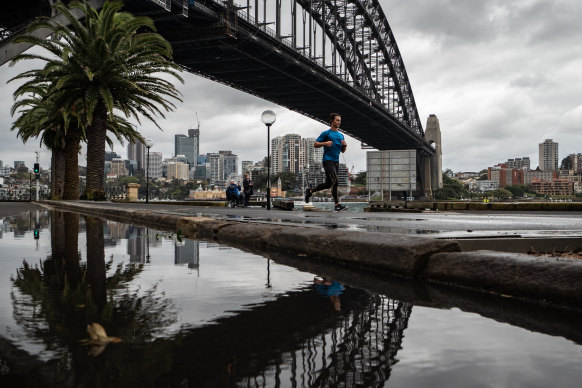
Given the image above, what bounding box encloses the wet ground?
[33,201,582,238]
[1,208,581,387]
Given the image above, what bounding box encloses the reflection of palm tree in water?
[10,211,178,384]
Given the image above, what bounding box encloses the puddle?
[0,210,580,387]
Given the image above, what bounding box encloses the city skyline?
[1,0,581,174]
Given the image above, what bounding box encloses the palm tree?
[10,83,81,199]
[10,0,183,200]
[11,76,146,201]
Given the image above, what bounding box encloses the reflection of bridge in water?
[159,286,412,387]
[245,296,412,387]
[1,0,440,193]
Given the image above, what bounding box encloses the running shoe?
[305,188,312,203]
[334,204,348,212]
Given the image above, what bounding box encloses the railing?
[105,186,127,200]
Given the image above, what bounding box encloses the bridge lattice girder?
[296,0,422,135]
[0,0,433,154]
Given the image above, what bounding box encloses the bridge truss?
[122,0,432,154]
[0,0,433,156]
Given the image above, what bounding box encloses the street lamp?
[261,110,276,210]
[145,138,153,203]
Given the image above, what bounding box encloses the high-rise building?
[208,153,222,182]
[539,139,559,171]
[175,128,200,168]
[127,141,146,172]
[221,150,238,178]
[109,158,128,177]
[146,152,163,178]
[569,153,582,173]
[166,162,190,180]
[505,157,530,170]
[207,151,238,182]
[270,134,324,174]
[14,161,25,169]
[271,134,302,174]
[301,138,322,167]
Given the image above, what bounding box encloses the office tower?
[127,140,146,172]
[539,139,558,171]
[221,150,238,178]
[175,128,200,168]
[146,152,163,178]
[14,161,25,169]
[207,151,238,182]
[208,153,222,182]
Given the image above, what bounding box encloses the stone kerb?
[423,250,582,307]
[209,222,461,278]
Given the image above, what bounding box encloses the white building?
[146,152,163,178]
[476,180,499,192]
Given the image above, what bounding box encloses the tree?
[9,84,82,199]
[253,171,298,191]
[490,188,512,199]
[353,171,366,185]
[560,155,572,170]
[11,0,183,200]
[434,174,468,199]
[505,185,525,198]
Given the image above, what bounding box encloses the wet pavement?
[34,201,582,239]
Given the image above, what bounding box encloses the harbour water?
[0,209,580,387]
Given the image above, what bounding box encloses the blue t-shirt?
[316,129,345,162]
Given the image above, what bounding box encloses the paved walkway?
[40,200,582,236]
[0,201,43,217]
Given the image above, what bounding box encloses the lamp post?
[145,138,153,203]
[261,110,276,210]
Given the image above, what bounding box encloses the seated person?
[226,180,244,205]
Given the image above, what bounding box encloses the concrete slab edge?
[39,201,582,310]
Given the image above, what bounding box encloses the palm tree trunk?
[51,148,66,200]
[63,131,80,200]
[85,102,107,200]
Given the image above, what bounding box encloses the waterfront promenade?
[13,200,580,311]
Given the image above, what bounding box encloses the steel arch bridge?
[1,0,434,156]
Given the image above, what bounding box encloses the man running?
[305,113,348,212]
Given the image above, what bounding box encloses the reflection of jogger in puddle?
[314,276,345,311]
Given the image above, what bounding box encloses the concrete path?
[35,200,582,311]
[0,201,43,217]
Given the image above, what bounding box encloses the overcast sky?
[1,0,581,173]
